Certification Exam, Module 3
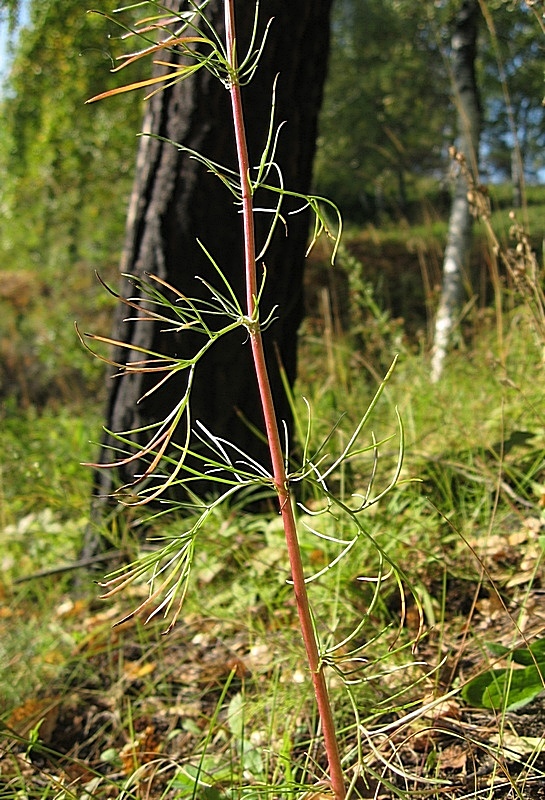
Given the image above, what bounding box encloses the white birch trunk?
[431,0,481,382]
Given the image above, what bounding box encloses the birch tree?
[431,0,481,382]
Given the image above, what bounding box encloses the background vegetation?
[1,0,545,798]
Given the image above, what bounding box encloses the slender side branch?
[223,3,346,798]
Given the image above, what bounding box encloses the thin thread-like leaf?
[111,36,210,72]
[86,60,206,103]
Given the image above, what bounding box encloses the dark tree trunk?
[431,0,481,382]
[86,0,333,544]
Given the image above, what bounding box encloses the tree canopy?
[314,0,544,221]
[0,0,147,275]
[0,0,543,278]
[478,1,545,201]
[314,0,451,220]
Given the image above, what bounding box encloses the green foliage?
[479,0,545,185]
[0,405,100,710]
[0,0,145,277]
[315,0,545,222]
[462,639,545,711]
[0,0,21,30]
[0,0,149,403]
[2,1,545,796]
[1,402,99,524]
[315,0,450,222]
[2,232,545,793]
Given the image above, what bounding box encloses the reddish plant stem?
[223,4,345,798]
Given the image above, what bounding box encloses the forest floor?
[2,214,545,799]
[2,540,545,799]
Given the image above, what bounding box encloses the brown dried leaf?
[438,743,468,771]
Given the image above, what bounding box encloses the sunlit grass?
[2,200,545,795]
[1,403,101,524]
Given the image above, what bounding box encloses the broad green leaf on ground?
[463,661,545,712]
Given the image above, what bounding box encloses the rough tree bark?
[84,0,333,550]
[431,0,481,383]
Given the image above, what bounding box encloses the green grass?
[1,201,545,797]
[0,405,102,712]
[1,403,100,525]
